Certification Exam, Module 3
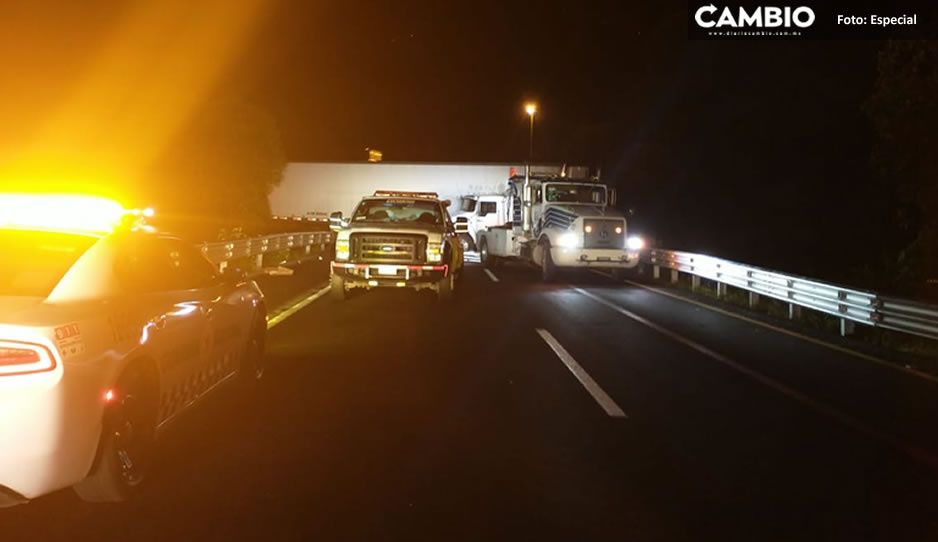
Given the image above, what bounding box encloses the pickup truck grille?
[351,233,427,263]
[583,219,624,249]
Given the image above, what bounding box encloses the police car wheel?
[74,366,157,503]
[241,315,266,383]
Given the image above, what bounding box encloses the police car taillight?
[0,341,56,376]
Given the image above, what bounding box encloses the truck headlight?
[335,239,350,260]
[427,242,442,262]
[558,232,578,248]
[626,236,645,250]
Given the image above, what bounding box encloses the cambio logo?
[695,4,816,28]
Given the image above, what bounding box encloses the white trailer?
[477,165,643,281]
[270,162,523,219]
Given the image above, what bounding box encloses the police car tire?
[330,274,347,301]
[73,365,157,503]
[240,315,267,385]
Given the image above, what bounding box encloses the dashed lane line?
[536,328,627,418]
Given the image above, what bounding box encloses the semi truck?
[476,165,643,281]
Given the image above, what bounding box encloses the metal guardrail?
[201,231,332,273]
[648,249,938,341]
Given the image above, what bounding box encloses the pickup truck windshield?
[544,183,607,205]
[352,199,442,225]
[0,229,98,297]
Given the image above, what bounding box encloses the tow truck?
[476,165,643,280]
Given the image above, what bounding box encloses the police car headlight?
[335,239,350,260]
[558,232,578,248]
[427,243,443,262]
[626,236,645,251]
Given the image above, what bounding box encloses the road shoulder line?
[267,284,330,329]
[619,277,938,386]
[484,269,499,282]
[574,287,938,470]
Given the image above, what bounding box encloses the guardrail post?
[840,318,855,337]
[716,282,726,299]
[748,292,759,308]
[653,265,660,280]
[670,269,679,284]
[691,275,700,291]
[254,253,264,271]
[786,280,800,319]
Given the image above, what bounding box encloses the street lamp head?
[525,103,537,116]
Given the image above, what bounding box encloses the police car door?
[116,237,212,423]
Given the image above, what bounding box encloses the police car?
[0,195,267,506]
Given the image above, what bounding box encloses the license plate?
[376,265,398,276]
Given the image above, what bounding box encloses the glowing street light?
[524,102,537,160]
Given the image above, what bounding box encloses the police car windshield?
[544,183,606,205]
[352,199,442,225]
[0,230,98,297]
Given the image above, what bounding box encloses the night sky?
[0,1,906,282]
[229,2,887,281]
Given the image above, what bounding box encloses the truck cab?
[454,194,509,249]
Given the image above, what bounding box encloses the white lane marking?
[535,328,627,418]
[622,279,938,386]
[267,285,331,329]
[574,287,938,470]
[484,269,500,282]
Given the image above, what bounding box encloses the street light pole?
[525,103,537,161]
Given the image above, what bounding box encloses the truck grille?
[351,233,427,263]
[583,219,624,249]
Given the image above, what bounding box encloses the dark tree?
[145,99,286,240]
[866,40,938,295]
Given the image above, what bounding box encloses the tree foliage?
[866,40,938,294]
[144,99,285,240]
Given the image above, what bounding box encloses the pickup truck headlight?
[335,239,350,260]
[427,242,443,262]
[558,232,578,248]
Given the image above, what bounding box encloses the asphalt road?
[3,260,938,541]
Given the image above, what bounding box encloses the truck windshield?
[0,229,98,297]
[544,183,606,205]
[352,199,442,225]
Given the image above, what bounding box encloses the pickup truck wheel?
[73,366,157,503]
[330,274,347,301]
[541,241,557,282]
[437,271,455,302]
[480,238,499,270]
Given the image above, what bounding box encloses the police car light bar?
[0,194,131,234]
[373,190,439,199]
